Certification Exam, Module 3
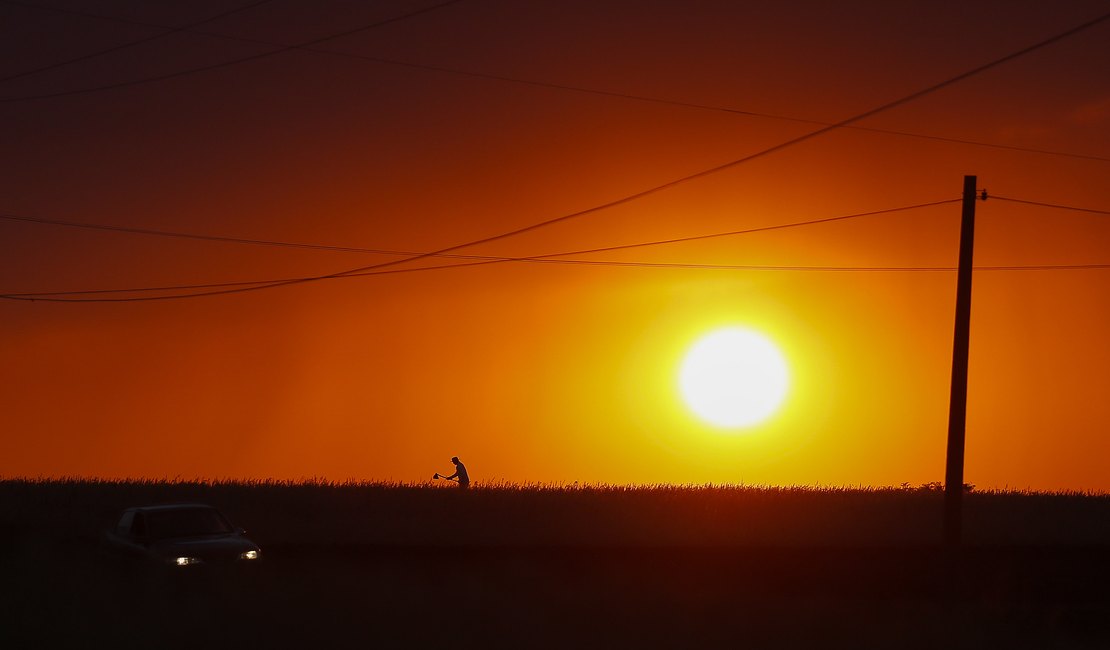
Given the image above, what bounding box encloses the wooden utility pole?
[944,175,978,547]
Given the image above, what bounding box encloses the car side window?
[130,513,147,539]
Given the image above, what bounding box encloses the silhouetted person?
[443,456,469,489]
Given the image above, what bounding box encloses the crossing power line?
[37,7,1106,303]
[0,0,275,85]
[1,199,959,300]
[0,199,962,260]
[0,0,467,103]
[3,1,1108,165]
[4,9,1109,302]
[5,259,1109,302]
[5,196,1110,303]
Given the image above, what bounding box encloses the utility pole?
[944,175,979,547]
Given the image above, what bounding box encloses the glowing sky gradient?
[2,0,1108,489]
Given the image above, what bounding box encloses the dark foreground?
[4,481,1110,648]
[3,540,1108,650]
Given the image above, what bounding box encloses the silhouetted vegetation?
[3,477,1109,549]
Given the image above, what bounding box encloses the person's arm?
[444,471,458,480]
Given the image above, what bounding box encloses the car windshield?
[146,508,233,540]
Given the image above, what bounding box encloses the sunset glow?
[0,1,1108,490]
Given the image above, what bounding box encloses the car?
[102,503,262,568]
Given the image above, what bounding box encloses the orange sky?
[1,0,1108,490]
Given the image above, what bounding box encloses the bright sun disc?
[679,327,789,428]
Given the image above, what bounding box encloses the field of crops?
[2,479,1109,648]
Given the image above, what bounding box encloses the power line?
[6,198,1110,304]
[296,55,1110,165]
[5,260,1109,302]
[76,8,1110,302]
[0,0,467,103]
[1,199,956,299]
[0,212,423,256]
[0,0,275,85]
[525,200,964,258]
[5,1,1108,165]
[991,195,1110,216]
[4,13,1108,303]
[10,192,1106,303]
[0,199,961,260]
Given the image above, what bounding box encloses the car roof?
[123,503,221,514]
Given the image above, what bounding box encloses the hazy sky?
[2,0,1108,489]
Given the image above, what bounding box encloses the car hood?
[150,534,260,562]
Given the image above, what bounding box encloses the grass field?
[2,479,1109,649]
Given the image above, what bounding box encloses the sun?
[679,327,790,428]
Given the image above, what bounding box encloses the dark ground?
[3,539,1109,649]
[3,482,1110,649]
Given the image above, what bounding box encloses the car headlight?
[239,550,260,561]
[173,556,203,566]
